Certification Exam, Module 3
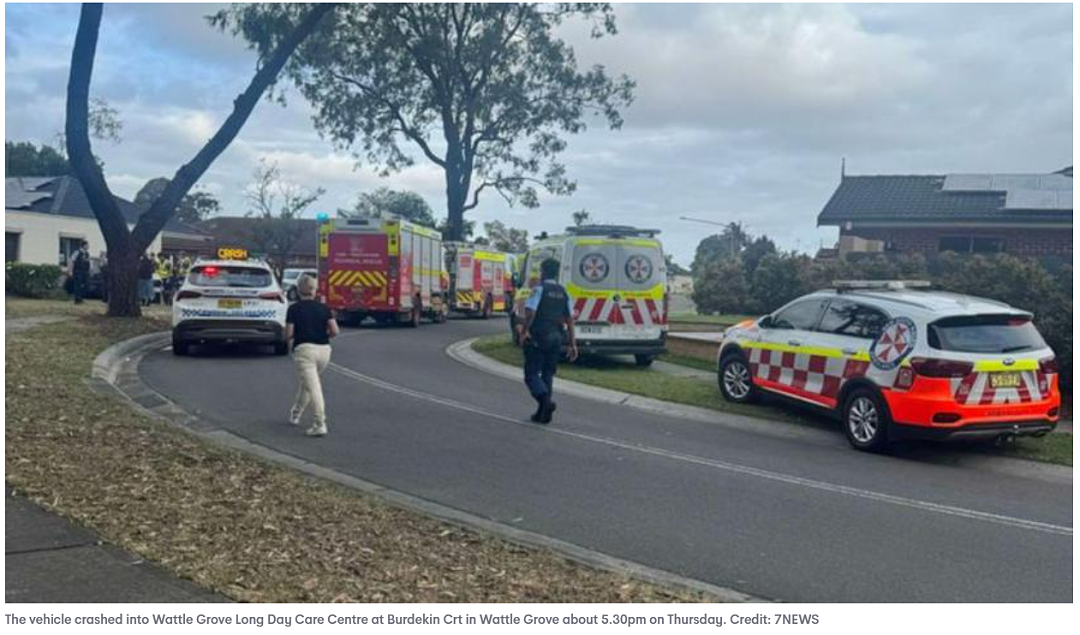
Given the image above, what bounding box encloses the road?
[139,317,1072,602]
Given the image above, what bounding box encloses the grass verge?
[472,334,1072,467]
[5,302,712,602]
[667,313,753,326]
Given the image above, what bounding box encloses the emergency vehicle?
[317,217,447,327]
[511,225,668,365]
[171,251,288,356]
[445,242,515,318]
[716,281,1061,452]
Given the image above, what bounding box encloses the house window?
[938,236,1005,254]
[59,236,84,267]
[6,232,20,263]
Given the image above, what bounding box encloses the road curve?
[139,317,1072,602]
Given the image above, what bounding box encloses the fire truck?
[445,242,515,318]
[317,217,447,327]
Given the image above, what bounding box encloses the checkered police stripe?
[180,308,278,320]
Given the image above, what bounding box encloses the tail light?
[259,291,285,303]
[1039,357,1058,374]
[909,357,974,378]
[175,290,202,300]
[894,367,916,390]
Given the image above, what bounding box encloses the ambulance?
[716,281,1061,452]
[511,225,668,365]
[445,242,515,318]
[317,217,447,327]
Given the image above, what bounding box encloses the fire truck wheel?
[842,388,892,453]
[718,354,756,404]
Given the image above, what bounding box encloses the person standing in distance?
[69,241,91,304]
[518,258,578,424]
[286,274,339,437]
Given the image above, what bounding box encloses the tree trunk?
[444,162,468,241]
[106,248,141,317]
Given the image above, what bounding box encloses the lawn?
[5,299,713,602]
[472,333,1073,466]
[667,312,754,326]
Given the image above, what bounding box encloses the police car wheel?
[719,355,755,403]
[842,389,891,452]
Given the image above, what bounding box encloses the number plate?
[990,372,1022,389]
[217,299,242,309]
[578,325,604,335]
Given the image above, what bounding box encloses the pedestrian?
[517,258,578,424]
[69,241,91,304]
[287,274,339,437]
[138,253,155,306]
[98,251,109,302]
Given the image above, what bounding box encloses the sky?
[4,2,1073,266]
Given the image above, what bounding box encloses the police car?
[716,281,1060,452]
[171,254,289,356]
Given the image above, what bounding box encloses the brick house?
[817,167,1071,259]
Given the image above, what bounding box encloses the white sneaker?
[288,409,302,426]
[305,423,328,437]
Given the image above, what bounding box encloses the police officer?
[518,258,578,424]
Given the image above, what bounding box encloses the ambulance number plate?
[217,299,242,309]
[990,372,1022,389]
[578,325,604,335]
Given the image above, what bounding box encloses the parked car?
[716,281,1060,452]
[281,268,318,302]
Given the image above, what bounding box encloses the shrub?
[5,263,64,298]
[692,258,750,315]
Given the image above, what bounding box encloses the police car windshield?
[189,266,272,288]
[929,315,1046,354]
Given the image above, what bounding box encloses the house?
[195,216,319,268]
[5,176,209,265]
[817,167,1072,259]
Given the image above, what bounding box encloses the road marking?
[328,363,1072,538]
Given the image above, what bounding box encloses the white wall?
[5,210,162,265]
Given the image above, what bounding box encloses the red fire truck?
[317,217,447,327]
[445,242,515,318]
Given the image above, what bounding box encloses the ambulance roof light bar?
[834,280,932,292]
[565,224,661,238]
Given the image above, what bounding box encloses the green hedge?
[5,263,64,298]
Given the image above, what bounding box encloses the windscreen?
[929,315,1046,354]
[189,266,272,288]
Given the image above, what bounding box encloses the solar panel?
[5,177,55,209]
[943,172,1071,210]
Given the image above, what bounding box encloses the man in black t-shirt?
[286,275,339,437]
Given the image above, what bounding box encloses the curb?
[93,332,766,603]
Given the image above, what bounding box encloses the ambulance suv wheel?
[718,354,756,404]
[842,388,891,453]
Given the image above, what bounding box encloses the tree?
[482,219,529,252]
[5,141,71,177]
[664,254,689,276]
[134,177,221,225]
[341,187,436,228]
[215,3,635,241]
[742,235,777,276]
[245,160,324,274]
[65,3,335,316]
[572,209,591,226]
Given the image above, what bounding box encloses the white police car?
[171,257,289,356]
[717,281,1060,452]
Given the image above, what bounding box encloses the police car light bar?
[565,224,661,237]
[834,280,933,291]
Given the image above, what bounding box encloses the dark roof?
[195,216,318,257]
[818,174,1072,226]
[5,176,206,235]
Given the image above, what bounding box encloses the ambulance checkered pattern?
[747,346,870,401]
[572,297,665,326]
[329,270,387,287]
[952,371,1050,405]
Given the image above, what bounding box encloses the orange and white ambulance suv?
[317,217,447,327]
[511,225,668,365]
[445,243,514,318]
[716,281,1061,452]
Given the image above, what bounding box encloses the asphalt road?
[140,317,1072,602]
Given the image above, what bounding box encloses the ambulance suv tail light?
[909,357,974,378]
[1039,357,1058,374]
[258,291,285,303]
[175,290,202,300]
[894,367,916,390]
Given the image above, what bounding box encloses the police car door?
[754,298,829,405]
[614,240,665,341]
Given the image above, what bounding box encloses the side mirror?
[758,315,774,329]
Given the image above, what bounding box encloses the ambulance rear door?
[613,239,667,342]
[568,238,619,340]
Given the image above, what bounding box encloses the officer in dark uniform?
[518,258,578,424]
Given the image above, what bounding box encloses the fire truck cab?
[317,217,447,327]
[445,242,514,318]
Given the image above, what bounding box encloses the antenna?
[841,157,846,179]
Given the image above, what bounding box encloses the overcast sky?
[4,2,1072,265]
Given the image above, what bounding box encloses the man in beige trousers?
[286,275,339,436]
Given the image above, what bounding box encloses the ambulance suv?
[171,258,289,356]
[715,281,1060,452]
[511,225,668,365]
